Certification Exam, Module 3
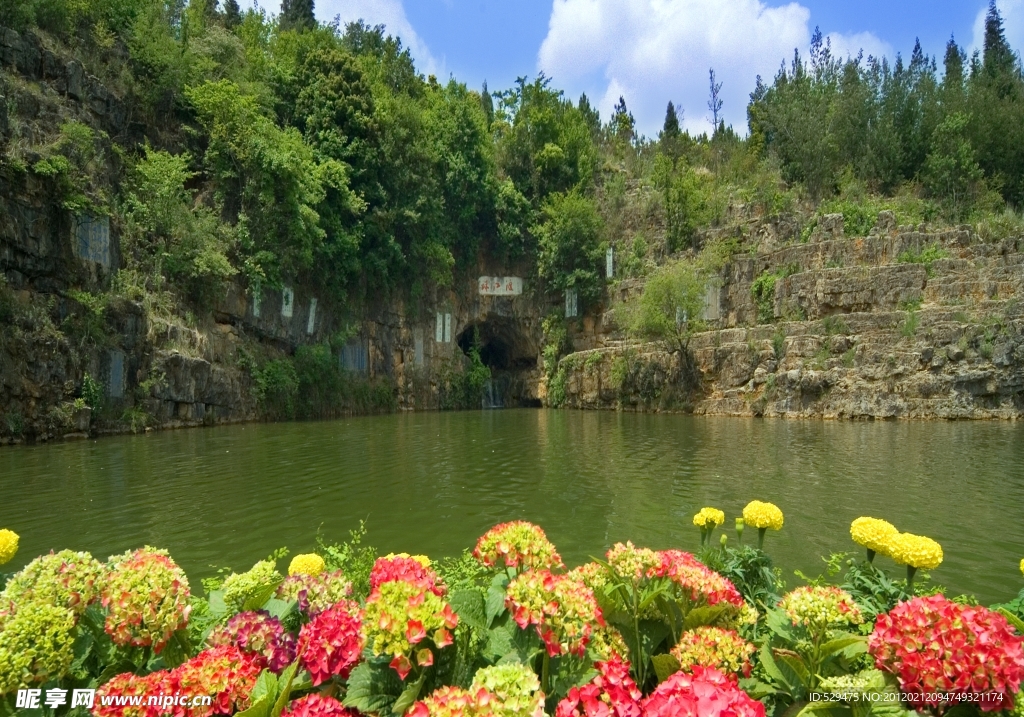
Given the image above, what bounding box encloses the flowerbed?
[0,506,1023,717]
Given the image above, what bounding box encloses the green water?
[1,411,1022,604]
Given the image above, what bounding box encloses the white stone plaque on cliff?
[478,276,523,296]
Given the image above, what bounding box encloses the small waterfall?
[482,377,504,409]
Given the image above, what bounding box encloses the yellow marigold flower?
[1020,558,1024,577]
[0,530,18,566]
[742,501,784,531]
[850,517,899,556]
[692,508,726,528]
[288,553,326,577]
[889,533,943,570]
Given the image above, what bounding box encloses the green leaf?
[263,598,296,621]
[757,644,791,692]
[449,589,488,631]
[392,672,427,716]
[636,619,671,655]
[270,661,299,717]
[780,701,810,717]
[997,607,1024,635]
[485,574,509,626]
[765,608,797,641]
[344,659,406,715]
[156,630,192,667]
[483,621,514,663]
[682,605,731,631]
[775,652,810,698]
[207,590,227,616]
[237,695,272,717]
[550,655,598,698]
[739,678,779,699]
[819,635,867,660]
[797,703,851,717]
[250,669,279,703]
[243,580,285,612]
[70,628,95,675]
[650,654,681,683]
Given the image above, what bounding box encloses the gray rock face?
[555,226,1024,420]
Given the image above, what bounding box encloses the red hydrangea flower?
[174,645,263,716]
[869,595,1024,712]
[277,569,352,616]
[370,556,445,596]
[297,600,365,685]
[102,548,191,652]
[206,610,297,673]
[95,648,260,717]
[555,655,642,717]
[473,522,564,572]
[505,569,603,657]
[641,666,765,717]
[652,551,744,608]
[282,694,361,717]
[93,671,177,717]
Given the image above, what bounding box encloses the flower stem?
[866,548,876,563]
[757,528,767,550]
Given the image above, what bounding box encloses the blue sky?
[272,0,1023,136]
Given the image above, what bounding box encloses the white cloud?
[538,0,889,137]
[971,0,1024,56]
[826,31,892,62]
[268,0,442,76]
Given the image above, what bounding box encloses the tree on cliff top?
[280,0,315,31]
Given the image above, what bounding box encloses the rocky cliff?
[555,216,1024,419]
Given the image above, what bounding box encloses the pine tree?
[662,101,680,139]
[480,82,494,129]
[983,0,1015,78]
[222,0,240,28]
[707,68,723,132]
[578,93,601,136]
[941,36,966,110]
[611,96,635,144]
[280,0,315,31]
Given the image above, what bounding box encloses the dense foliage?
[6,0,1023,312]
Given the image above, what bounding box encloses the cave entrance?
[456,315,540,407]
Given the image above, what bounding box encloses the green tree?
[534,190,604,301]
[480,81,494,129]
[660,101,682,161]
[424,79,498,268]
[494,75,598,202]
[923,112,983,220]
[652,155,722,252]
[662,101,680,139]
[610,95,635,145]
[222,0,240,29]
[623,259,708,354]
[280,0,315,32]
[982,0,1016,79]
[121,147,236,304]
[186,79,352,284]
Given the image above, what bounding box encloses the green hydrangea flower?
[0,603,76,694]
[470,664,544,717]
[222,560,282,613]
[103,547,190,652]
[2,550,104,615]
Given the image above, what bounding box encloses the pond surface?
[1,411,1022,604]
